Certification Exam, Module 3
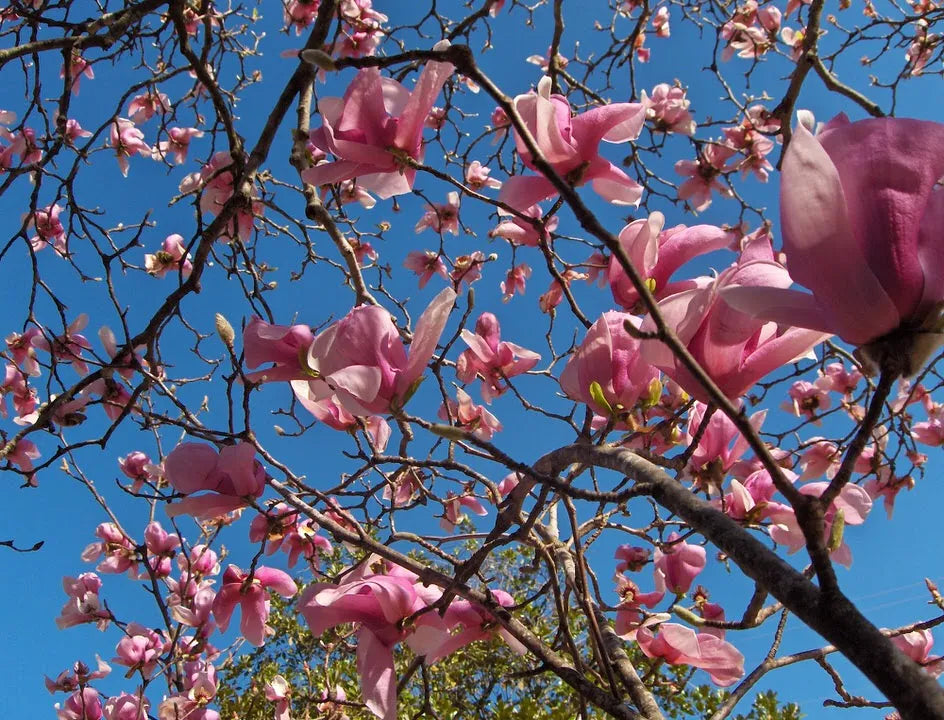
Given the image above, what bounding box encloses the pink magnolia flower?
[465,160,502,191]
[500,76,648,209]
[525,46,569,72]
[110,119,151,176]
[153,127,204,164]
[127,91,171,123]
[539,268,587,313]
[450,251,487,287]
[163,441,266,520]
[302,44,455,198]
[490,106,511,141]
[440,489,489,532]
[685,401,766,483]
[33,314,93,375]
[6,327,43,376]
[654,532,706,595]
[723,123,775,182]
[607,212,731,312]
[642,83,696,135]
[767,481,873,568]
[651,6,670,37]
[7,438,40,484]
[212,564,297,646]
[290,383,391,451]
[636,623,744,686]
[56,688,103,720]
[816,362,862,396]
[456,313,540,402]
[0,363,36,419]
[674,143,736,211]
[414,191,460,235]
[264,676,292,720]
[103,693,149,720]
[29,203,68,255]
[45,657,111,694]
[798,439,841,480]
[864,469,915,520]
[56,573,111,630]
[178,151,262,241]
[489,203,559,247]
[784,379,831,420]
[640,232,829,402]
[560,311,661,423]
[113,623,163,675]
[721,116,944,373]
[438,387,503,440]
[243,317,315,383]
[295,287,456,416]
[60,53,94,94]
[144,520,181,577]
[404,250,449,289]
[615,545,651,573]
[500,263,532,302]
[890,629,944,676]
[81,523,138,576]
[383,468,425,508]
[300,562,452,720]
[145,233,193,278]
[284,0,320,34]
[614,574,667,638]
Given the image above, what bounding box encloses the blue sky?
[2,1,943,718]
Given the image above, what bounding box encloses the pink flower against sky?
[722,115,944,374]
[500,76,648,210]
[294,287,456,416]
[302,42,455,198]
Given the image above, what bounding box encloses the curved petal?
[571,101,647,150]
[499,174,558,211]
[357,628,397,720]
[163,443,219,495]
[818,117,944,319]
[588,163,643,206]
[781,123,899,344]
[398,287,457,397]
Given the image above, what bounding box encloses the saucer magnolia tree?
[4,1,944,720]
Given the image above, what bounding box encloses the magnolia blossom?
[500,76,648,209]
[110,119,151,176]
[414,191,460,235]
[438,387,503,440]
[721,116,944,375]
[302,43,455,198]
[145,234,193,278]
[56,573,111,630]
[163,442,266,519]
[674,143,735,211]
[293,287,456,416]
[56,688,103,720]
[654,532,706,595]
[500,263,532,302]
[465,160,502,190]
[685,401,766,484]
[642,83,696,135]
[456,313,540,402]
[441,490,489,532]
[153,127,204,164]
[640,231,829,402]
[636,623,745,686]
[127,91,170,123]
[29,203,68,255]
[212,565,297,646]
[404,250,449,288]
[242,317,315,383]
[607,212,731,312]
[264,676,292,720]
[560,312,661,424]
[767,481,873,568]
[489,203,559,247]
[178,151,262,240]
